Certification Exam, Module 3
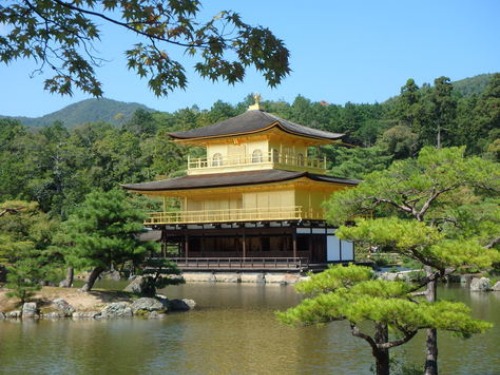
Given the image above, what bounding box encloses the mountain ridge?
[1,98,155,128]
[1,74,494,128]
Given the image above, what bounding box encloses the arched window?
[297,153,305,166]
[212,153,223,167]
[251,149,263,163]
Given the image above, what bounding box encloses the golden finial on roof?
[247,93,262,111]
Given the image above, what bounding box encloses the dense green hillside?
[452,73,495,97]
[2,98,154,128]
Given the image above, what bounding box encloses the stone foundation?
[181,272,304,285]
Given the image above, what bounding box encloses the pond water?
[0,283,499,375]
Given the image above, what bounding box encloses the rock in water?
[169,299,196,311]
[100,302,133,318]
[492,281,500,291]
[131,297,169,313]
[52,298,76,317]
[470,277,491,291]
[22,302,39,319]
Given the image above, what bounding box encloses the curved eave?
[122,170,359,194]
[169,110,344,144]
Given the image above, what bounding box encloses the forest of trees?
[0,73,498,288]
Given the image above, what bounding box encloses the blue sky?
[1,0,499,118]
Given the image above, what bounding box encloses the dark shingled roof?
[169,110,344,141]
[122,170,358,192]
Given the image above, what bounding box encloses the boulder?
[169,298,196,311]
[470,277,491,291]
[0,311,5,320]
[51,298,76,317]
[492,281,500,291]
[100,302,133,318]
[22,302,39,319]
[6,310,22,319]
[124,276,155,296]
[131,297,169,313]
[124,276,144,294]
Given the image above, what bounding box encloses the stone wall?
[181,272,305,285]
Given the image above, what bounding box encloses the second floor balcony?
[144,206,325,226]
[187,151,326,175]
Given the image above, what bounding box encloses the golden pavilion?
[123,98,358,271]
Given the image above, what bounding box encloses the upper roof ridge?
[169,109,344,141]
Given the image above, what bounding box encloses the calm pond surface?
[0,283,499,375]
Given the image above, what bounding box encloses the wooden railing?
[145,206,324,225]
[168,257,309,270]
[187,151,326,175]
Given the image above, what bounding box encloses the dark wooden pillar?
[184,234,189,259]
[309,232,313,262]
[161,230,167,258]
[292,230,297,260]
[242,232,247,259]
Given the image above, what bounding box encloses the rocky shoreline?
[0,285,196,321]
[0,296,196,321]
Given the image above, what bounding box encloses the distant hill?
[452,73,496,97]
[2,74,496,128]
[2,98,155,128]
[383,73,496,104]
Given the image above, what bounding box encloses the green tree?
[5,258,43,305]
[60,189,157,291]
[140,130,186,178]
[324,147,499,375]
[397,78,421,128]
[325,146,391,179]
[25,122,75,215]
[122,108,158,137]
[0,119,31,201]
[377,124,419,159]
[0,0,290,96]
[0,200,60,303]
[207,100,238,123]
[278,264,491,375]
[471,73,500,153]
[420,77,458,148]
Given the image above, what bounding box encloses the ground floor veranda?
[147,219,354,272]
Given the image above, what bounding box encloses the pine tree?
[60,189,157,291]
[323,147,499,375]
